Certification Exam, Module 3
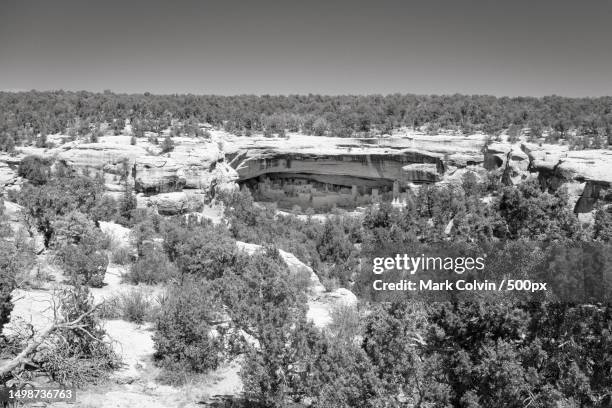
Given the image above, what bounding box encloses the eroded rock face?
[522,143,612,183]
[134,156,185,193]
[483,143,530,185]
[233,152,443,187]
[56,142,148,174]
[401,163,440,183]
[134,138,227,193]
[225,133,488,189]
[2,132,611,216]
[574,181,610,213]
[522,143,612,212]
[226,134,481,194]
[0,133,484,200]
[484,143,511,170]
[3,137,236,205]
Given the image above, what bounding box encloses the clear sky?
[1,0,611,96]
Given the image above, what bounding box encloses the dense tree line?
[1,91,611,151]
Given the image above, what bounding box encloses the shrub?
[17,155,51,185]
[320,275,340,292]
[100,289,157,324]
[594,206,612,242]
[91,195,119,224]
[173,226,237,279]
[52,211,99,247]
[110,245,132,265]
[52,212,109,287]
[130,216,159,256]
[18,174,105,246]
[60,245,108,287]
[127,249,177,284]
[242,322,385,408]
[121,290,155,324]
[289,265,314,295]
[153,279,226,376]
[118,181,137,223]
[240,320,315,407]
[160,136,175,153]
[461,171,481,197]
[97,296,121,320]
[232,249,315,407]
[497,180,581,240]
[327,303,361,344]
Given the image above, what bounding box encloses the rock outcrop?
[521,143,612,212]
[1,132,610,215]
[401,163,440,183]
[133,138,230,193]
[56,141,148,173]
[225,134,491,190]
[145,191,206,215]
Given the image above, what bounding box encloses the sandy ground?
[63,321,243,408]
[52,359,243,408]
[7,253,244,407]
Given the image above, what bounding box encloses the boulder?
[147,191,206,215]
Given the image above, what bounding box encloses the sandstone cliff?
[1,131,610,215]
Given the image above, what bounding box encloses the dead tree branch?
[0,305,100,378]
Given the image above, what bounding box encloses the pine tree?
[119,179,137,221]
[160,136,175,153]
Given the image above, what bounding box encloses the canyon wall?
[1,132,610,215]
[232,151,444,187]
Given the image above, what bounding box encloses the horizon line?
[2,88,612,99]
